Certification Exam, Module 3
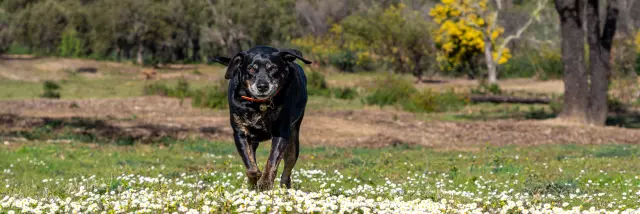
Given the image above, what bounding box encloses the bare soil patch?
[1,97,639,149]
[417,78,565,95]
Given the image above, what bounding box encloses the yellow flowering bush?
[635,31,640,52]
[291,24,374,71]
[291,35,339,66]
[430,0,512,75]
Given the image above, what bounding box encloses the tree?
[341,3,435,79]
[295,0,348,36]
[11,0,70,54]
[585,0,618,125]
[293,3,435,78]
[555,0,588,123]
[0,6,11,54]
[554,0,619,125]
[618,0,636,36]
[165,0,208,62]
[430,0,547,84]
[201,0,298,58]
[88,0,170,65]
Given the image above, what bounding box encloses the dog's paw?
[256,179,274,192]
[280,178,292,189]
[246,169,262,189]
[246,169,262,179]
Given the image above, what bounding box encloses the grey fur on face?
[246,56,280,99]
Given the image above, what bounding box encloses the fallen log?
[470,95,551,104]
[76,67,97,73]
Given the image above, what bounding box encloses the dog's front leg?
[257,136,288,191]
[233,132,261,188]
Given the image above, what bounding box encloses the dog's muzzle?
[249,82,277,100]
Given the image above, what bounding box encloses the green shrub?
[6,43,30,55]
[172,77,191,105]
[307,70,330,97]
[547,96,628,114]
[143,82,172,96]
[549,96,563,114]
[499,55,536,78]
[500,51,563,80]
[41,81,61,99]
[307,70,328,90]
[471,83,502,95]
[58,28,83,57]
[307,87,331,97]
[365,74,467,112]
[608,97,627,113]
[329,51,357,72]
[635,53,640,76]
[143,78,191,98]
[173,77,190,96]
[192,80,228,109]
[402,89,468,113]
[365,75,417,107]
[331,87,358,100]
[306,71,358,99]
[143,79,228,109]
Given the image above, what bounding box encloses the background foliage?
[0,0,640,80]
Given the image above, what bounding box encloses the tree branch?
[601,0,619,50]
[493,0,503,10]
[495,0,548,62]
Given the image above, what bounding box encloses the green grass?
[418,103,556,122]
[0,77,220,99]
[0,79,145,99]
[306,95,366,110]
[1,138,639,210]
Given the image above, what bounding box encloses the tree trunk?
[586,0,618,125]
[115,47,121,62]
[555,0,590,123]
[136,44,144,65]
[619,0,635,36]
[192,37,200,62]
[484,36,498,84]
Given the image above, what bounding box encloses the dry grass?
[2,97,639,150]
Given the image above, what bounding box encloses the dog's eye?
[248,65,258,73]
[268,65,278,72]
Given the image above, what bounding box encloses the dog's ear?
[278,49,312,65]
[211,56,231,66]
[224,52,246,79]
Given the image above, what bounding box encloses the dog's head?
[214,46,311,100]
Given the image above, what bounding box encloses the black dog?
[213,46,311,191]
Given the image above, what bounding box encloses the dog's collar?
[240,89,281,103]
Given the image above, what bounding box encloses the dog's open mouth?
[252,90,277,100]
[255,94,271,100]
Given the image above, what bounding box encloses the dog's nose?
[257,83,269,92]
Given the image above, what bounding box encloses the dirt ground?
[1,96,639,150]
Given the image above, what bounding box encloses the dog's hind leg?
[280,115,303,188]
[234,133,261,189]
[279,133,299,188]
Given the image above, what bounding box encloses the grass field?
[1,139,640,213]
